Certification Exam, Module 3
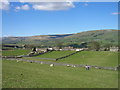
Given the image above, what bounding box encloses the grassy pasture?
[58,51,118,67]
[2,49,31,56]
[23,51,118,67]
[2,60,118,88]
[34,51,75,58]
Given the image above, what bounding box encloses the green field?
[58,51,118,67]
[2,60,118,88]
[35,51,75,58]
[2,49,31,56]
[23,51,118,67]
[2,50,118,88]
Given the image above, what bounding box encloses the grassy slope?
[2,30,119,46]
[35,51,75,58]
[2,49,31,56]
[63,30,118,43]
[57,51,118,67]
[2,60,118,88]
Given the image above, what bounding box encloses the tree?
[79,42,88,48]
[103,43,112,51]
[88,41,100,51]
[68,43,79,48]
[55,40,63,49]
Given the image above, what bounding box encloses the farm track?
[3,58,117,71]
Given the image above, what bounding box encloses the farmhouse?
[37,48,54,52]
[100,48,109,51]
[110,47,119,52]
[76,48,83,51]
[47,48,54,51]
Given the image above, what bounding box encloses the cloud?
[15,4,30,11]
[18,0,78,2]
[112,12,120,15]
[1,0,75,11]
[0,0,10,10]
[19,0,26,3]
[84,3,88,6]
[21,4,30,10]
[32,2,75,11]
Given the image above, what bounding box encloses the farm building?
[110,47,119,52]
[76,48,84,51]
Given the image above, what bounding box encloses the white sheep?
[50,64,54,67]
[41,62,43,64]
[71,65,76,67]
[67,64,70,67]
[73,65,76,67]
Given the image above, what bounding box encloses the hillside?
[2,34,73,44]
[2,29,119,47]
[61,29,118,46]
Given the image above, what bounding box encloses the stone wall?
[3,58,117,71]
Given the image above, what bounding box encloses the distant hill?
[2,34,73,44]
[2,29,119,47]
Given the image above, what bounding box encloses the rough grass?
[2,49,31,56]
[2,60,118,88]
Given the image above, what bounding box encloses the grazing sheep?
[41,62,43,64]
[67,64,70,67]
[114,67,117,71]
[73,65,76,67]
[71,65,75,67]
[50,64,54,67]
